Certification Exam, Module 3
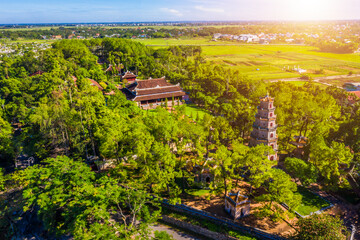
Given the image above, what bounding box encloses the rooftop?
[136,77,172,89]
[122,71,137,79]
[260,95,274,102]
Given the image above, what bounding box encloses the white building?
[225,191,251,219]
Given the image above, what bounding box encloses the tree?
[240,145,275,191]
[294,214,347,240]
[284,157,318,186]
[256,168,301,213]
[0,168,5,191]
[209,145,233,197]
[310,138,353,188]
[19,156,160,239]
[0,115,14,164]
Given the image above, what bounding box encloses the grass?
[282,81,327,89]
[7,39,56,44]
[294,187,330,216]
[182,104,211,120]
[185,189,211,197]
[134,37,225,46]
[144,104,210,120]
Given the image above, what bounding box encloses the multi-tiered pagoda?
[250,95,278,160]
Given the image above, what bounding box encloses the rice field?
[201,45,360,80]
[135,38,360,81]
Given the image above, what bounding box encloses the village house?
[224,191,251,219]
[121,76,186,109]
[51,35,62,40]
[344,82,360,104]
[347,91,360,104]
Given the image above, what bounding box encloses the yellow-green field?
[202,45,360,81]
[5,38,56,44]
[134,38,360,81]
[134,38,235,46]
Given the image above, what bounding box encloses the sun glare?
[285,0,337,21]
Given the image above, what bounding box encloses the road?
[269,73,360,88]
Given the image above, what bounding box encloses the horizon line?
[1,19,360,26]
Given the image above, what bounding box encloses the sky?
[0,0,360,24]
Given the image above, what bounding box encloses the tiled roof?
[225,192,250,208]
[348,91,360,103]
[123,71,137,79]
[136,77,172,89]
[260,96,274,102]
[29,70,44,77]
[133,91,185,102]
[88,79,104,91]
[351,91,360,98]
[121,76,186,102]
[136,85,182,96]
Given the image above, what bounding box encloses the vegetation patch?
[162,209,257,240]
[182,104,211,120]
[294,187,330,216]
[185,189,211,197]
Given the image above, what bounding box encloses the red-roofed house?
[348,91,360,104]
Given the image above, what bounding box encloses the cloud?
[160,8,183,16]
[195,5,225,13]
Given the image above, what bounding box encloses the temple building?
[121,77,186,109]
[192,158,215,184]
[121,71,137,83]
[290,136,308,159]
[250,95,278,160]
[224,191,251,219]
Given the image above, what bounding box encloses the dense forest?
[0,38,359,239]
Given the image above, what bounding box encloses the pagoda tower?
[250,95,278,160]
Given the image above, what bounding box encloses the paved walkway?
[151,223,200,240]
